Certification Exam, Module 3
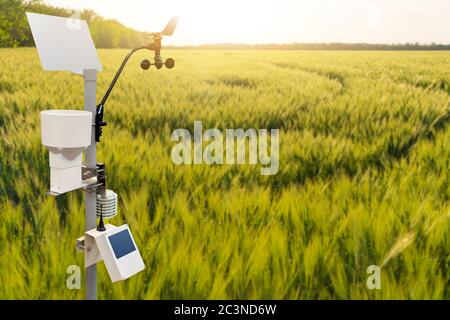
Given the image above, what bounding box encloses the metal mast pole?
[84,69,97,300]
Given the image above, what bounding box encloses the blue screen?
[108,229,136,259]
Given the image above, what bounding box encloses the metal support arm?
[95,45,156,142]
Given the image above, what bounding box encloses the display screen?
[108,229,136,259]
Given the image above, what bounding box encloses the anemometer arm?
[95,46,149,142]
[95,17,178,143]
[95,42,175,143]
[99,46,149,109]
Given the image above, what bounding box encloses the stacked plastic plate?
[96,189,118,219]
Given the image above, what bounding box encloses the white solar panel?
[26,12,102,75]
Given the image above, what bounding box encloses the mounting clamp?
[83,163,107,193]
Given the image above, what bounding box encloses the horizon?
[43,0,450,46]
[163,42,450,47]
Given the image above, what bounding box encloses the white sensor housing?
[84,224,145,282]
[41,110,92,194]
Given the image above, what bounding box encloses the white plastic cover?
[26,12,102,75]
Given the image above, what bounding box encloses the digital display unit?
[108,229,137,259]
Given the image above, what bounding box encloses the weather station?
[26,12,178,300]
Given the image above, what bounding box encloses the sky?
[43,0,450,45]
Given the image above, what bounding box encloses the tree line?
[0,0,148,48]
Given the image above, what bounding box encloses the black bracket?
[95,104,107,143]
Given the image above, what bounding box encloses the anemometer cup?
[140,59,151,70]
[165,58,175,69]
[41,110,92,194]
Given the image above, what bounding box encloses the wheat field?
[0,48,448,299]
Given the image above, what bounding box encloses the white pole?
[84,69,97,300]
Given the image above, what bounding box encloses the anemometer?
[27,12,179,299]
[95,17,179,143]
